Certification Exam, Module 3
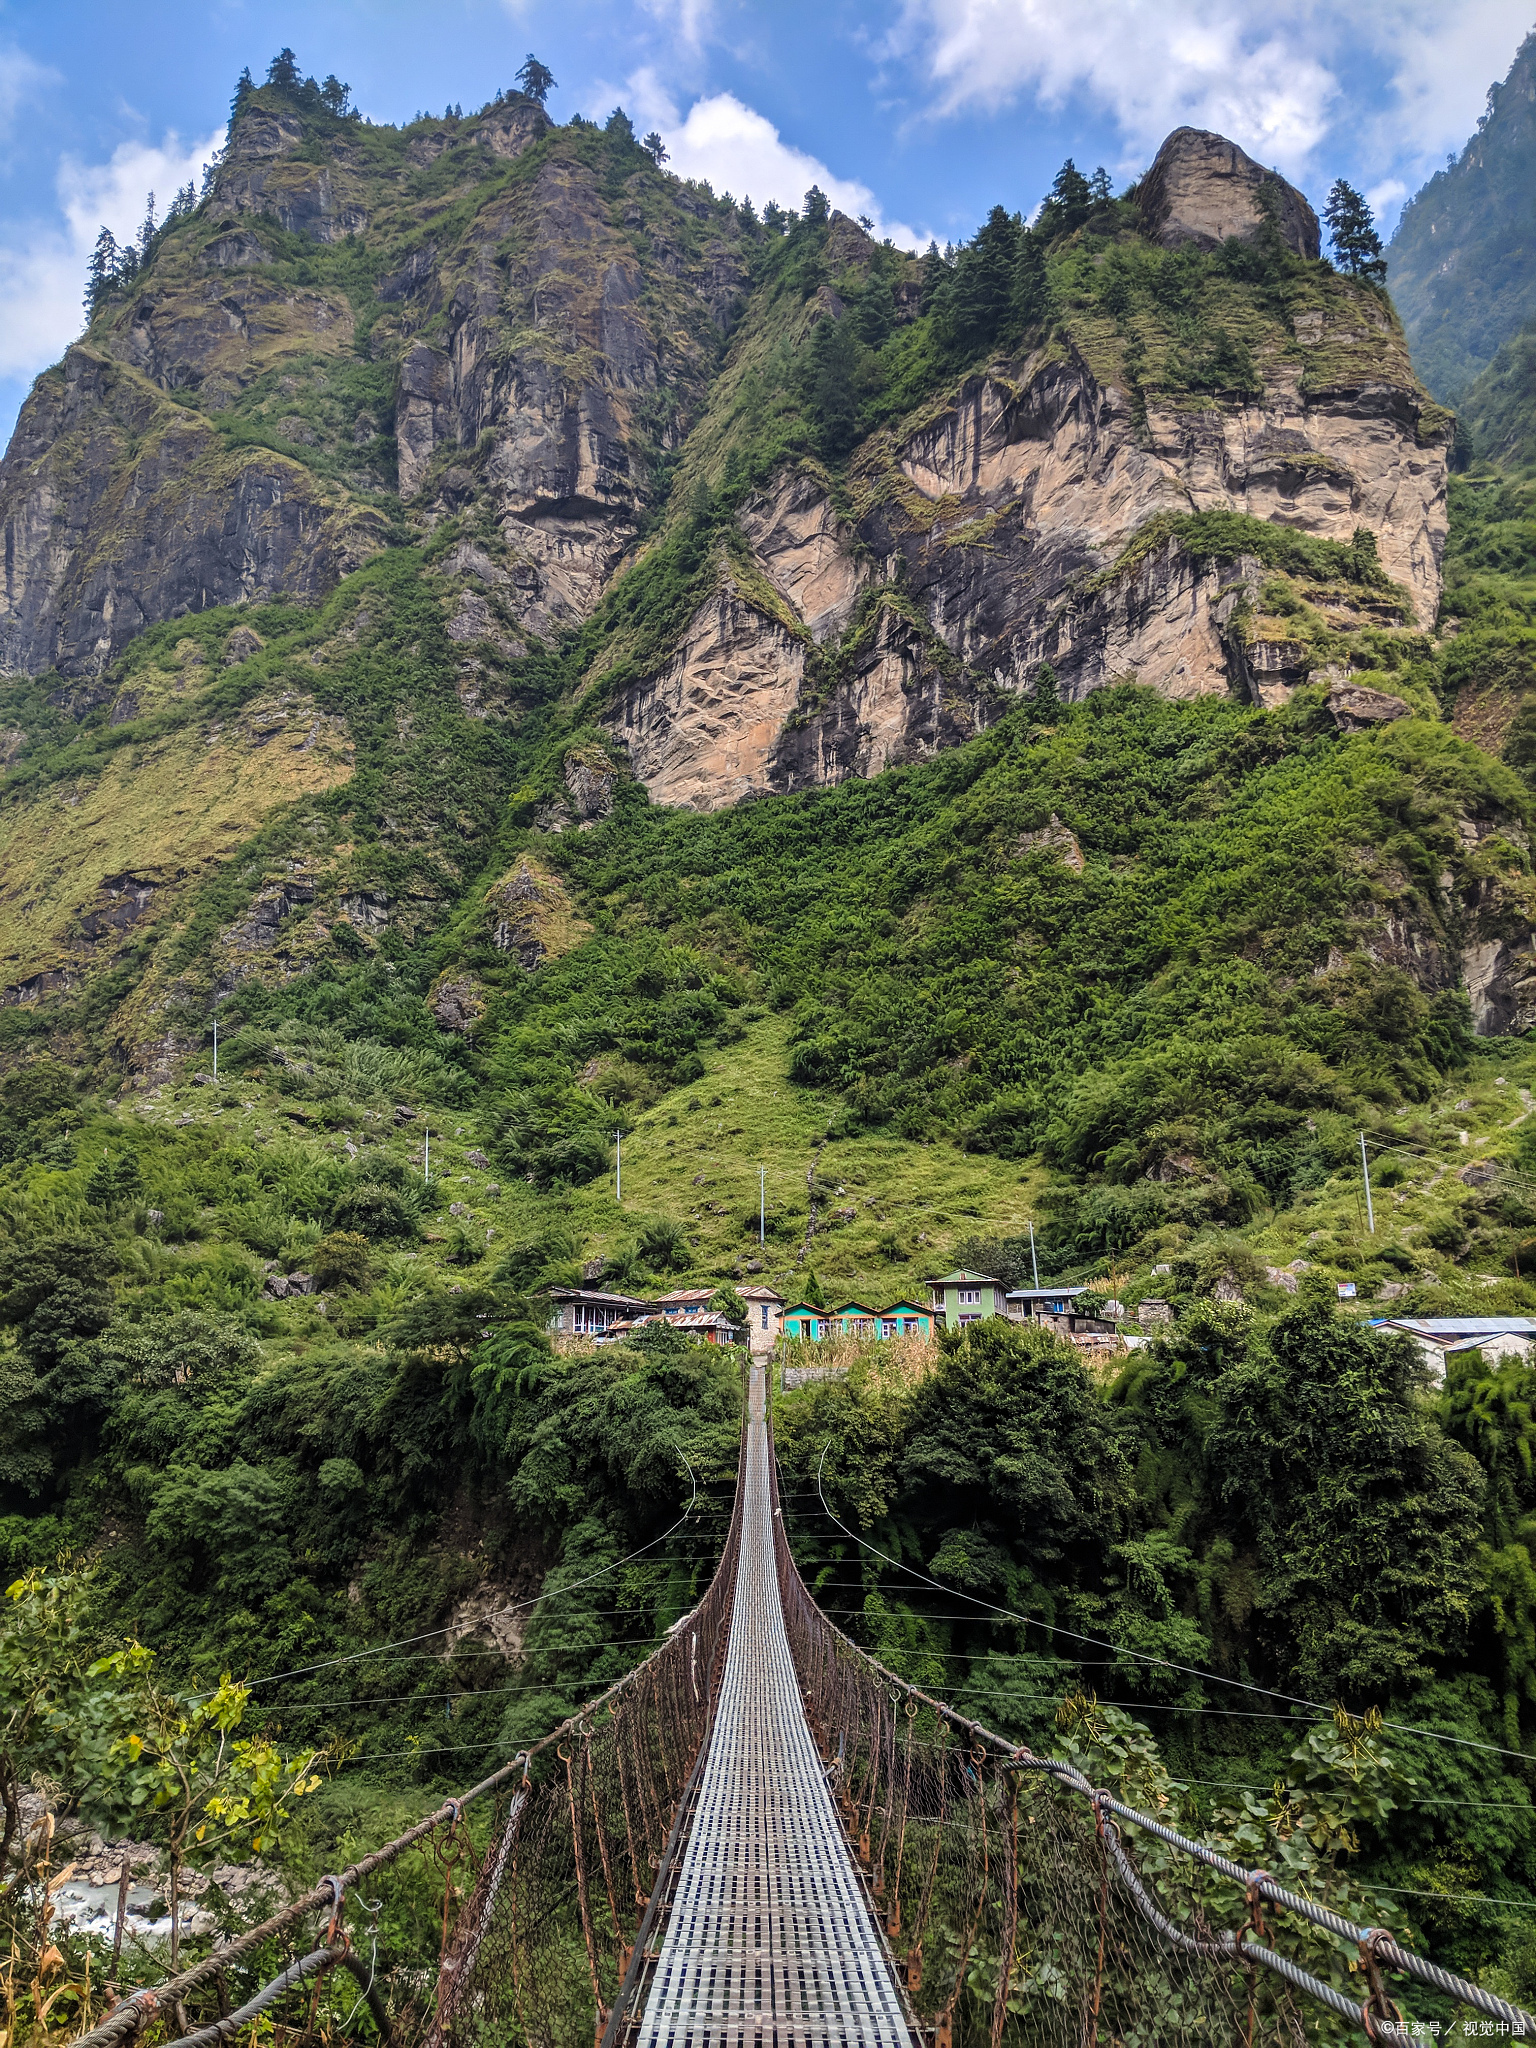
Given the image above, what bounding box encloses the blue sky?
[0,0,1531,446]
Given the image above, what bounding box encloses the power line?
[229,1444,707,1695]
[806,1452,1536,1771]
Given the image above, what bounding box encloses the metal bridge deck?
[636,1365,914,2048]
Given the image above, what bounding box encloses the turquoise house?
[878,1301,933,1339]
[782,1299,935,1342]
[833,1301,879,1338]
[782,1301,829,1341]
[927,1269,1008,1330]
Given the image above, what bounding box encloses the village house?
[546,1287,651,1338]
[928,1269,1009,1329]
[737,1284,785,1356]
[1004,1285,1089,1321]
[879,1300,933,1338]
[781,1297,934,1341]
[1372,1315,1536,1382]
[782,1301,830,1342]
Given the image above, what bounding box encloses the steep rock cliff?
[0,91,747,677]
[604,266,1448,805]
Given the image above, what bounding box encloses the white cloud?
[664,92,927,246]
[639,0,717,50]
[886,0,1534,193]
[886,0,1340,174]
[0,127,223,384]
[0,46,56,140]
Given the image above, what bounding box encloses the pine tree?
[1323,180,1386,283]
[762,199,787,234]
[854,272,895,349]
[137,192,157,263]
[641,131,669,166]
[800,311,859,458]
[230,67,254,124]
[1037,159,1093,239]
[83,226,119,321]
[516,54,555,104]
[1011,229,1047,331]
[1088,166,1113,206]
[265,48,301,91]
[1030,662,1062,720]
[945,204,1020,354]
[802,185,830,226]
[318,74,351,116]
[605,107,634,141]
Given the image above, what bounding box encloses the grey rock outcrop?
[1139,128,1321,259]
[0,350,384,677]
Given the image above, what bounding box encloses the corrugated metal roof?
[1377,1317,1536,1337]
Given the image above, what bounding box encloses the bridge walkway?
[635,1363,914,2047]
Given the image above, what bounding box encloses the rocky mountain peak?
[1138,127,1320,260]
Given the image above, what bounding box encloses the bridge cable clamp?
[319,1875,346,1945]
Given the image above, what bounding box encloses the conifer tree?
[137,193,157,263]
[265,48,301,91]
[642,131,669,165]
[762,199,787,234]
[318,74,351,116]
[855,272,896,349]
[801,312,859,457]
[516,54,555,104]
[605,107,634,140]
[1037,159,1093,239]
[1011,228,1047,331]
[229,67,255,124]
[1323,180,1386,282]
[83,227,119,321]
[802,185,830,226]
[946,204,1019,353]
[1030,662,1062,719]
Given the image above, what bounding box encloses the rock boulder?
[1139,128,1320,260]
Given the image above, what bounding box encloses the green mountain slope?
[8,49,1536,1999]
[1387,27,1536,402]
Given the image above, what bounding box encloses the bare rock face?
[428,972,487,1033]
[1327,680,1413,729]
[1462,934,1536,1034]
[563,747,614,822]
[212,105,368,243]
[0,351,385,678]
[604,586,807,808]
[390,151,748,638]
[739,471,867,640]
[1139,128,1321,260]
[1015,816,1085,872]
[677,307,1446,797]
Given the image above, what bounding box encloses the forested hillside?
[1387,25,1536,404]
[4,39,1536,2015]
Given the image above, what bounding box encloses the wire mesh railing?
[766,1414,1536,2045]
[62,1367,1536,2048]
[63,1410,746,2048]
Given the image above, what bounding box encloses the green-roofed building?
[927,1269,1008,1330]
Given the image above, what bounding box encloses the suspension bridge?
[68,1363,1536,2046]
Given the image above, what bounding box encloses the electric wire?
[805,1452,1536,1770]
[225,1443,704,1695]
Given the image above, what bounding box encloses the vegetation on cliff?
[4,35,1536,2003]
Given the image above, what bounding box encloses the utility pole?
[1028,1220,1039,1289]
[1359,1131,1375,1235]
[615,1129,622,1204]
[760,1166,766,1246]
